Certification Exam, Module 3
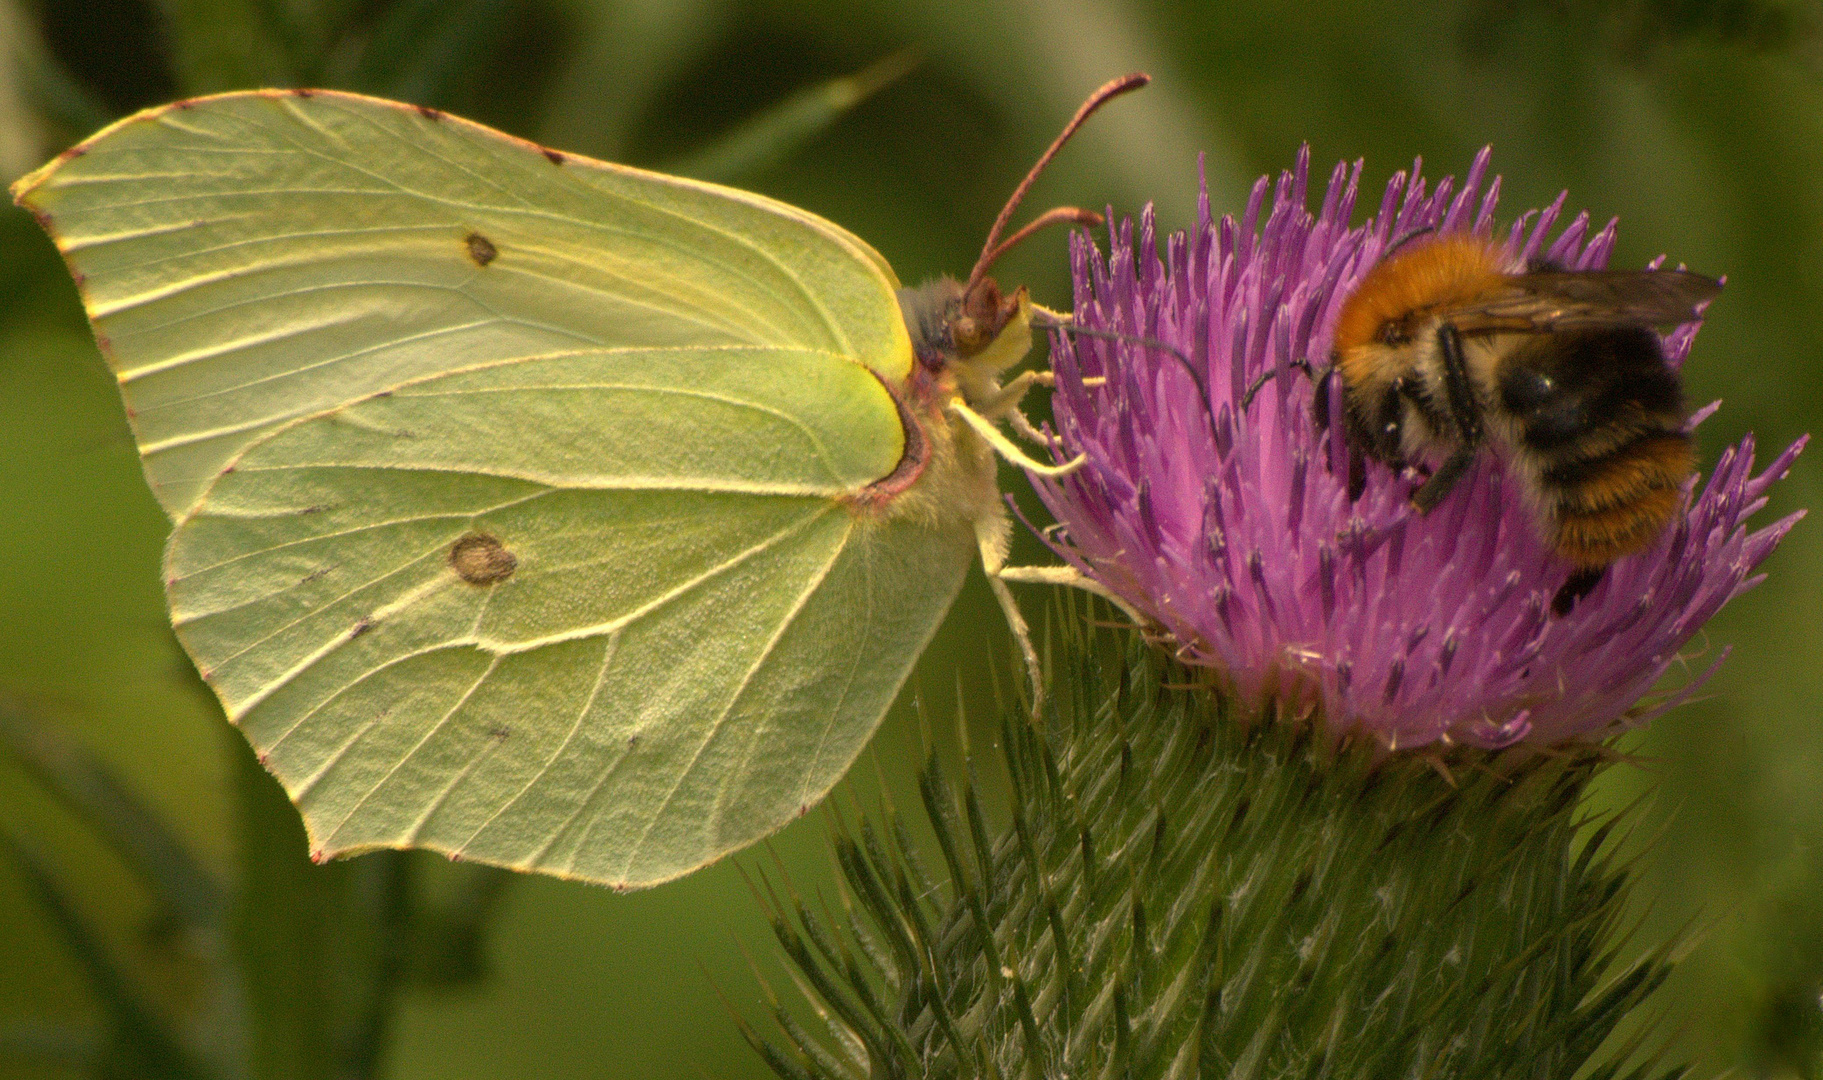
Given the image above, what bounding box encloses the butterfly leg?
[973,368,1051,418]
[997,563,1148,626]
[1006,408,1060,447]
[949,398,1086,477]
[972,370,1064,448]
[975,513,1046,714]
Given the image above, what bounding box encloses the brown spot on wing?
[542,148,565,166]
[465,232,497,266]
[450,532,517,584]
[417,104,443,120]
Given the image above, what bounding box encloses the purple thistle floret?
[1034,147,1806,750]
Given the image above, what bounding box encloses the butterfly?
[12,75,1143,888]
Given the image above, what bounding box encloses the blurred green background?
[1,0,1820,1076]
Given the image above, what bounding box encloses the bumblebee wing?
[1454,270,1722,334]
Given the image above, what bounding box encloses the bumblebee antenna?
[965,72,1150,294]
[1239,359,1324,411]
[1033,314,1205,401]
[1381,225,1437,260]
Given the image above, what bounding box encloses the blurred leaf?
[1465,0,1819,67]
[0,1019,103,1071]
[0,828,210,1080]
[0,701,226,938]
[25,0,179,120]
[244,0,366,83]
[229,731,442,1080]
[403,866,511,989]
[537,0,728,159]
[668,50,918,183]
[6,0,113,152]
[1753,974,1823,1080]
[153,0,291,93]
[1,0,47,179]
[230,727,334,1080]
[340,0,513,106]
[332,854,413,1080]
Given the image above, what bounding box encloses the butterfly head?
[897,277,1032,378]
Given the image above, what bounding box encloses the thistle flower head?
[1036,147,1805,749]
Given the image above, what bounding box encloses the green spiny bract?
[746,619,1685,1080]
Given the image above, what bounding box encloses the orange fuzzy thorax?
[1332,235,1508,381]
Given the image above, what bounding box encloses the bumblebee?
[1327,233,1721,615]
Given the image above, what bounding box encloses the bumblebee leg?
[1346,448,1368,502]
[1435,323,1484,445]
[1552,567,1606,616]
[1407,323,1485,514]
[1240,358,1323,412]
[1411,445,1477,513]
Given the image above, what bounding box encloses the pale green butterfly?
[11,75,1142,888]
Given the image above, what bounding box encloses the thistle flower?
[1035,147,1805,750]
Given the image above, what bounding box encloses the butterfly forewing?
[17,89,912,516]
[15,90,968,888]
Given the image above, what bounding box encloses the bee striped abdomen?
[1542,430,1694,566]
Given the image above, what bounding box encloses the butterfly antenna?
[965,72,1150,294]
[976,206,1105,275]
